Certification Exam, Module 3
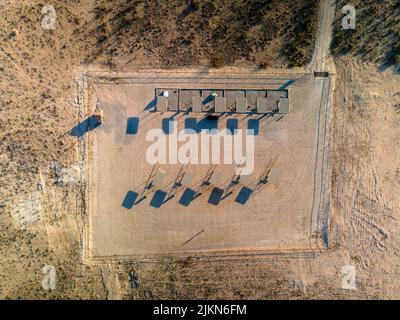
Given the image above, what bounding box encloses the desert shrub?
[331,0,400,68]
[201,1,216,18]
[210,53,225,68]
[282,0,319,67]
[258,60,272,69]
[85,0,320,68]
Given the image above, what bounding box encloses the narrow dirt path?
[312,0,337,71]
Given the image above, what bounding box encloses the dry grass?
[332,0,400,71]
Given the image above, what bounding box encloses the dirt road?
[308,0,337,248]
[311,0,336,71]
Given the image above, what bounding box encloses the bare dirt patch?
[82,70,328,261]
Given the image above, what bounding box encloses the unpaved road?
[308,0,337,248]
[312,0,336,71]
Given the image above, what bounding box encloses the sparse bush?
[258,60,271,69]
[332,0,400,68]
[201,1,216,18]
[210,53,225,68]
[85,0,320,68]
[282,0,319,67]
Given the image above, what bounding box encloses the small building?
[256,97,268,113]
[257,97,276,113]
[236,96,247,113]
[266,98,277,112]
[157,96,168,112]
[215,96,225,113]
[267,90,287,100]
[192,95,202,112]
[278,97,289,113]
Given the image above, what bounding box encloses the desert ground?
[0,0,399,299]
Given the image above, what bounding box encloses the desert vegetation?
[0,0,324,300]
[332,0,400,70]
[85,0,319,68]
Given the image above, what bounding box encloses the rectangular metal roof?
[278,97,289,113]
[236,96,247,113]
[215,96,225,113]
[157,96,168,112]
[192,95,202,112]
[256,97,268,113]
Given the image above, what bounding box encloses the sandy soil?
[118,58,399,300]
[0,0,399,299]
[118,59,400,299]
[83,70,325,260]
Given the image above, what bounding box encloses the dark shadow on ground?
[378,50,400,74]
[279,80,295,90]
[208,187,224,205]
[122,191,138,209]
[126,117,139,134]
[70,115,102,137]
[226,118,238,135]
[185,117,218,133]
[162,118,175,134]
[184,118,198,133]
[177,1,197,21]
[203,94,215,105]
[145,98,157,111]
[235,187,253,205]
[247,119,259,135]
[198,117,218,131]
[179,188,197,206]
[150,190,167,208]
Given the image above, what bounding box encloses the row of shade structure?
[122,159,280,209]
[156,89,289,114]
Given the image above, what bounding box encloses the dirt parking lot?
[83,69,330,261]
